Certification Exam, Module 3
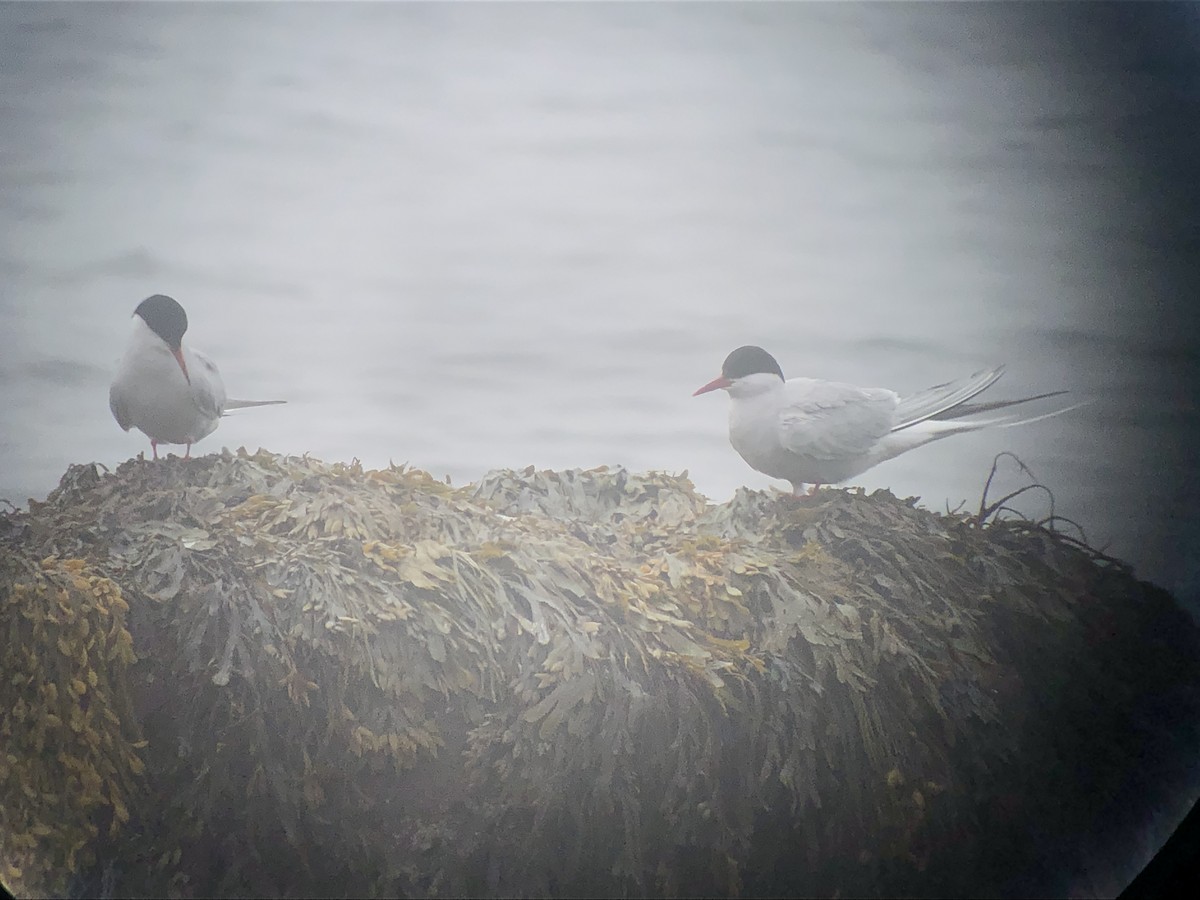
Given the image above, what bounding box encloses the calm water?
[1,2,1198,602]
[2,2,1200,891]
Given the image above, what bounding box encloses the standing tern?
[109,294,285,459]
[694,345,1079,497]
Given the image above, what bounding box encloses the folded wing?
[777,379,899,461]
[187,348,227,422]
[892,366,1006,431]
[108,384,133,432]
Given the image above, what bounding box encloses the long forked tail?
[967,398,1093,430]
[223,398,287,415]
[893,363,1089,446]
[892,366,1008,431]
[870,367,1086,468]
[929,389,1070,422]
[892,365,1086,433]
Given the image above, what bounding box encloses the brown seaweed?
[1,448,1197,898]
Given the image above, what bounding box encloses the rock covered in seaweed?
[1,448,1198,898]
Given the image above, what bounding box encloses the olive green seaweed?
[0,449,1197,898]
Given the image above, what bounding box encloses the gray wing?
[109,381,133,431]
[187,347,227,421]
[892,366,1005,431]
[777,378,899,461]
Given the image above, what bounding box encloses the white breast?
[109,319,223,445]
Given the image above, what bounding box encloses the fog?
[1,1,1197,605]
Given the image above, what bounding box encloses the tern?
[109,294,285,459]
[694,345,1078,496]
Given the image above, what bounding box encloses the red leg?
[151,440,159,461]
[184,443,192,460]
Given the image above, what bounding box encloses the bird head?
[693,345,785,398]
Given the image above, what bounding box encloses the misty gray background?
[2,1,1199,614]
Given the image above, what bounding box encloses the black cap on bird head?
[134,294,189,351]
[694,345,785,395]
[721,345,784,381]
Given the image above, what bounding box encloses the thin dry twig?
[973,455,1113,567]
[1036,513,1090,547]
[945,498,968,517]
[973,452,1057,528]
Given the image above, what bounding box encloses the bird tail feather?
[892,366,1006,431]
[929,390,1069,421]
[910,398,1091,439]
[222,399,287,416]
